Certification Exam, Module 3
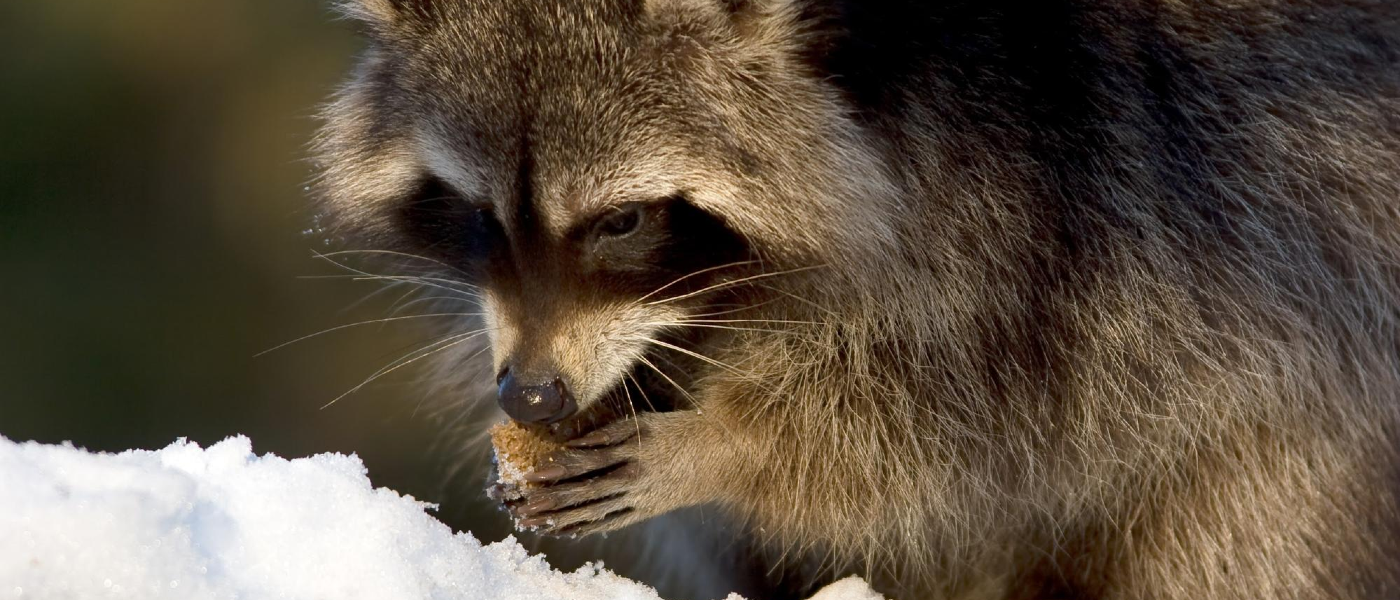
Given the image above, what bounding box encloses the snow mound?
[0,436,882,600]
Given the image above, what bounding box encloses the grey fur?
[312,1,1400,598]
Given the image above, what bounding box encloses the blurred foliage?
[0,1,517,548]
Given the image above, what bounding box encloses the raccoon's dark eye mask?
[396,176,504,277]
[395,178,751,296]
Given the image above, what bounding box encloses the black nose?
[496,370,577,424]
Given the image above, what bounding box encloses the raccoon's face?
[315,0,896,423]
[415,182,751,424]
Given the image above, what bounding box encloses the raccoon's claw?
[564,424,638,448]
[512,482,645,536]
[523,423,641,484]
[517,496,638,537]
[509,418,650,536]
[515,463,638,515]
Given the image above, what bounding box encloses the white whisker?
[311,251,481,300]
[620,372,643,448]
[322,328,492,409]
[319,248,475,278]
[391,294,481,315]
[634,260,760,304]
[641,322,796,335]
[644,265,826,307]
[644,338,761,381]
[255,312,483,358]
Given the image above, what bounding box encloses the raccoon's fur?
[312,1,1400,598]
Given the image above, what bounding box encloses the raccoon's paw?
[505,416,664,537]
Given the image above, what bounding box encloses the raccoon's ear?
[334,0,440,29]
[648,0,799,16]
[656,0,838,48]
[647,0,815,40]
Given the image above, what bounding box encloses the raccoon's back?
[826,0,1400,349]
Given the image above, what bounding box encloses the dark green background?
[0,0,525,559]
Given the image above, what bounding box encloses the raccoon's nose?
[496,370,577,424]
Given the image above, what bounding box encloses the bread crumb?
[489,421,561,492]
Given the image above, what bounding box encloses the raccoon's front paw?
[506,416,665,537]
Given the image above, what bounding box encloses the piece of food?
[489,420,561,496]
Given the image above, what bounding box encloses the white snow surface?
[0,436,881,600]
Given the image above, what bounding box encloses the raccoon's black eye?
[593,204,644,239]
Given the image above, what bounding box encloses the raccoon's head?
[313,0,898,424]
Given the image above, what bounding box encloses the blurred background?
[0,0,525,562]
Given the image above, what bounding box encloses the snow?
[0,436,882,600]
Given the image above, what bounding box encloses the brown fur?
[312,1,1400,598]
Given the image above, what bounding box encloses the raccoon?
[312,1,1400,598]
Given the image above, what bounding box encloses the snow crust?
[0,436,882,600]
